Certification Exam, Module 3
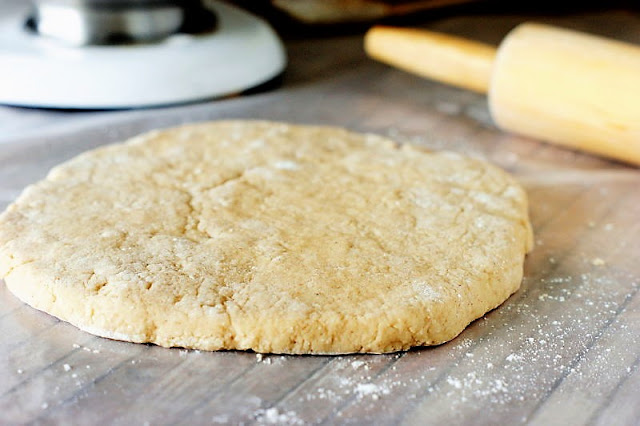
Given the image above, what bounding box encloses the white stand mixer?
[0,0,287,109]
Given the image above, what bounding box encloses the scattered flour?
[446,377,462,389]
[254,408,304,425]
[211,414,229,424]
[506,354,523,363]
[351,360,365,370]
[354,383,391,400]
[274,160,300,171]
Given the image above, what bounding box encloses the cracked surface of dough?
[0,121,532,354]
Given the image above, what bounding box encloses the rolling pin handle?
[364,25,497,94]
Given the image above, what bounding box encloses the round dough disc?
[0,121,532,354]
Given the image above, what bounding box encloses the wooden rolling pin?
[364,23,640,165]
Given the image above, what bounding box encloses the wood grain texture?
[1,7,639,426]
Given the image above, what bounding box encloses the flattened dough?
[0,121,532,354]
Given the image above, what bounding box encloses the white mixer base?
[0,1,286,109]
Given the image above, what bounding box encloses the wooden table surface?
[1,5,640,425]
